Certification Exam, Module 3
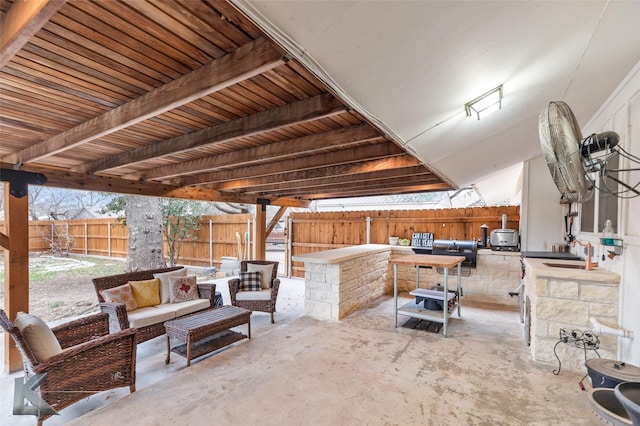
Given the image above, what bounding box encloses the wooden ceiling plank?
[22,38,154,94]
[2,65,121,108]
[45,13,182,81]
[138,124,380,180]
[2,37,284,165]
[65,1,196,73]
[80,93,346,174]
[0,0,66,68]
[179,0,254,47]
[16,49,144,98]
[0,162,309,208]
[125,0,225,64]
[186,145,411,186]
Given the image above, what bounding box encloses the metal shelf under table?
[392,254,465,337]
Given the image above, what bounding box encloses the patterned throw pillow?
[239,271,262,292]
[129,278,161,308]
[246,263,274,289]
[169,276,198,303]
[100,283,138,311]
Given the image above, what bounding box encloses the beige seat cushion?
[236,289,272,301]
[170,299,210,317]
[246,263,274,289]
[14,312,63,362]
[127,305,176,329]
[127,300,210,329]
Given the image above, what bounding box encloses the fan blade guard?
[539,101,593,203]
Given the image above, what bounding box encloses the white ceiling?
[234,1,640,205]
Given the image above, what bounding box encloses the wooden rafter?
[82,93,346,176]
[297,182,452,200]
[132,124,381,181]
[181,144,408,187]
[3,37,285,165]
[267,175,444,197]
[0,0,67,68]
[0,162,309,208]
[232,166,433,194]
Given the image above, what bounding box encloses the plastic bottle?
[602,220,615,245]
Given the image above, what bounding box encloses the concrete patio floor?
[1,277,598,425]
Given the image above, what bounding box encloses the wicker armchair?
[228,261,280,323]
[0,309,136,425]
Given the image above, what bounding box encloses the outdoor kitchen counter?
[293,244,390,264]
[294,244,392,321]
[522,257,620,371]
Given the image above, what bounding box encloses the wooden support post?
[253,206,267,261]
[3,184,30,372]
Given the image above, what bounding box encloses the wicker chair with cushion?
[228,261,280,323]
[0,309,136,426]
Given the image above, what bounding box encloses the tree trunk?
[125,195,166,271]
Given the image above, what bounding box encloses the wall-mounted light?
[465,85,503,120]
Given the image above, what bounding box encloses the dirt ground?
[0,254,211,323]
[0,255,127,322]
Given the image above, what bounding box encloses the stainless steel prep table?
[392,254,465,337]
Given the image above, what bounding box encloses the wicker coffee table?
[165,306,251,366]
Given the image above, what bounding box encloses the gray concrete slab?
[1,277,596,425]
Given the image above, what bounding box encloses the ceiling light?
[465,85,503,120]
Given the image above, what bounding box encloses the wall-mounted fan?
[538,101,639,203]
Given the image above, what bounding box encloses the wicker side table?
[165,306,251,367]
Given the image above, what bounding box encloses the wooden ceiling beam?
[299,183,453,200]
[0,162,309,208]
[263,176,444,198]
[182,144,409,186]
[230,166,434,194]
[134,124,381,180]
[0,0,66,68]
[3,37,285,165]
[82,92,346,175]
[212,158,425,192]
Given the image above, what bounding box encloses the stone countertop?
[478,248,521,256]
[292,244,391,264]
[523,257,620,284]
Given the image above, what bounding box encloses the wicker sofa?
[92,267,216,344]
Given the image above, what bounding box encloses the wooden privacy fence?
[0,214,254,268]
[1,206,519,278]
[288,206,520,277]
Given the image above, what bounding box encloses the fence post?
[84,222,88,255]
[287,217,293,278]
[366,216,371,244]
[246,219,251,261]
[209,219,213,267]
[107,223,111,257]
